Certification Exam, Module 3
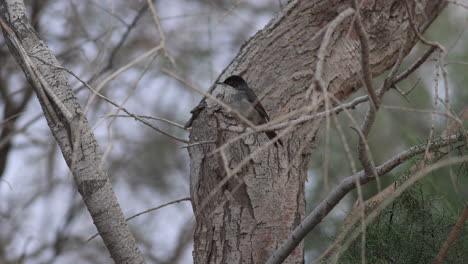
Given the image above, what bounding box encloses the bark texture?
[188,0,445,263]
[0,1,145,263]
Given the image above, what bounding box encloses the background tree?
[0,0,466,263]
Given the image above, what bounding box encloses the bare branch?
[88,197,191,242]
[352,1,378,111]
[445,0,468,9]
[315,8,355,79]
[331,156,468,262]
[266,133,465,264]
[28,55,188,144]
[107,114,187,130]
[315,7,354,191]
[433,203,468,264]
[162,69,258,129]
[319,106,466,262]
[393,46,437,84]
[225,95,369,137]
[354,45,406,193]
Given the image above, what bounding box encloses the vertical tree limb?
[0,1,145,263]
[432,203,468,264]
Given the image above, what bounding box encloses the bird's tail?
[265,131,283,147]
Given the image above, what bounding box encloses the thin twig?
[28,55,188,144]
[87,197,191,242]
[266,133,465,264]
[0,17,70,124]
[331,156,468,263]
[352,0,378,111]
[319,110,463,263]
[107,114,187,130]
[146,0,175,65]
[0,112,24,126]
[393,46,437,84]
[404,0,451,162]
[127,197,191,221]
[433,203,468,264]
[315,8,355,79]
[224,95,369,142]
[315,7,354,191]
[0,114,42,149]
[99,52,159,167]
[162,69,258,129]
[446,0,468,9]
[381,105,459,121]
[180,140,216,149]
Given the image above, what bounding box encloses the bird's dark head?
[217,75,247,89]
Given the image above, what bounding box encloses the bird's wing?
[254,101,270,122]
[243,85,270,122]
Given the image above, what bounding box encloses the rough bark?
[0,0,43,179]
[0,1,145,263]
[187,0,445,263]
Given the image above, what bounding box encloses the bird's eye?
[227,80,233,85]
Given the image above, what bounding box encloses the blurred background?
[0,0,466,263]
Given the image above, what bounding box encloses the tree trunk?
[188,0,445,263]
[0,1,145,263]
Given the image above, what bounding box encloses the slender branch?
[215,93,367,157]
[146,0,174,65]
[107,114,187,130]
[315,8,355,79]
[0,17,68,124]
[352,1,378,110]
[227,94,369,134]
[318,114,462,263]
[87,197,191,242]
[0,113,42,148]
[355,45,406,191]
[446,0,468,9]
[330,156,468,263]
[404,0,449,110]
[162,69,258,129]
[222,38,434,138]
[266,133,465,264]
[382,105,459,120]
[28,55,188,144]
[404,0,453,162]
[180,140,216,149]
[315,7,354,190]
[0,112,23,126]
[106,2,149,70]
[433,203,468,264]
[393,46,437,84]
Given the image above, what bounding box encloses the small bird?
[216,75,283,147]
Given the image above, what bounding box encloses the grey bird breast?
[223,88,265,125]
